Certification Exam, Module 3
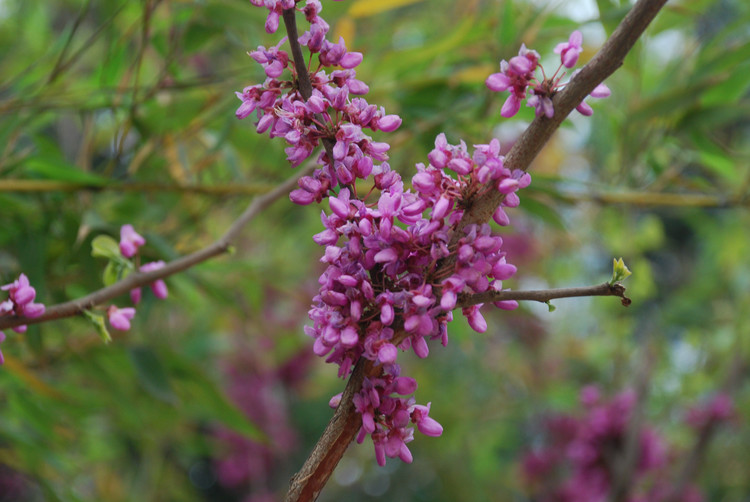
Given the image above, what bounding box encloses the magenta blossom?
[120,224,146,258]
[488,31,610,119]
[1,274,46,334]
[486,44,540,118]
[554,30,583,68]
[249,37,289,78]
[107,305,136,331]
[241,0,526,467]
[130,261,168,303]
[576,82,611,116]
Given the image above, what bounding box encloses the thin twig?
[456,282,630,308]
[0,165,314,331]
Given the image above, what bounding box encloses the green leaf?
[168,358,266,442]
[546,301,556,313]
[689,131,741,184]
[498,0,516,46]
[102,261,119,287]
[102,261,131,287]
[611,257,632,285]
[82,310,112,344]
[97,41,129,88]
[129,346,178,404]
[520,195,566,230]
[348,0,424,17]
[91,235,121,260]
[177,372,266,442]
[24,157,108,185]
[700,64,750,108]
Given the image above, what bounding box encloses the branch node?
[610,282,631,307]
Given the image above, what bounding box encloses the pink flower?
[119,224,146,258]
[377,343,398,364]
[576,82,611,116]
[1,274,45,325]
[377,114,402,132]
[108,305,136,331]
[410,402,443,437]
[139,261,168,300]
[486,44,540,118]
[462,304,487,333]
[2,274,35,306]
[554,30,583,68]
[249,38,289,78]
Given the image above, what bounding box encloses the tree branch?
[0,164,314,331]
[285,359,372,502]
[284,1,668,500]
[456,282,630,308]
[452,0,669,237]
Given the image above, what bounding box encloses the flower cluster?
[0,274,46,364]
[236,0,399,197]
[520,386,719,502]
[106,225,169,332]
[235,0,533,465]
[486,30,611,118]
[236,3,605,468]
[348,370,442,465]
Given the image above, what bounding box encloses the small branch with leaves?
[0,164,314,332]
[457,281,631,309]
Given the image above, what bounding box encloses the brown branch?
[285,359,372,502]
[286,0,667,499]
[456,282,630,309]
[282,8,313,100]
[452,0,669,239]
[0,164,313,331]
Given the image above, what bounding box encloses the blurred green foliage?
[0,0,749,500]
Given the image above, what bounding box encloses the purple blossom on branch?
[107,305,136,331]
[0,274,46,345]
[130,261,169,304]
[119,224,146,258]
[236,2,605,468]
[554,30,583,68]
[486,31,611,118]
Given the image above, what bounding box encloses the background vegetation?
[0,0,748,500]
